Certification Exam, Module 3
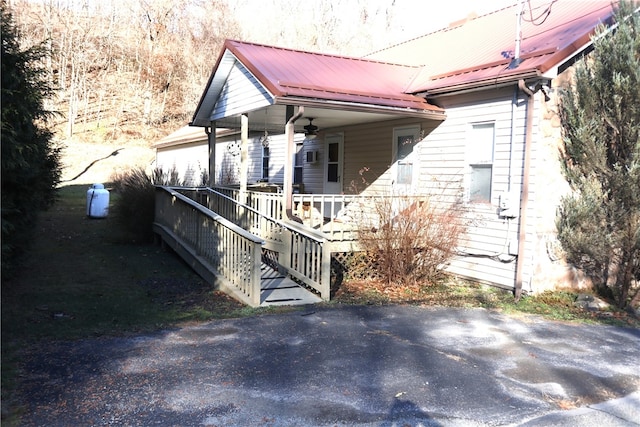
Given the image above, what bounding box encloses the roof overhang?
[191,40,445,130]
[154,126,238,149]
[417,34,599,98]
[191,49,239,128]
[273,96,445,120]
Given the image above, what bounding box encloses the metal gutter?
[419,70,541,98]
[273,96,446,121]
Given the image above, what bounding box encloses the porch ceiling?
[213,104,413,134]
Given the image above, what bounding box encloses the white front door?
[323,133,344,218]
[324,133,343,194]
[392,126,420,194]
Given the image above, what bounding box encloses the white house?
[155,1,621,301]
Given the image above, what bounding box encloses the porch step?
[260,263,322,306]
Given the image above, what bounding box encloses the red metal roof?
[223,40,443,113]
[366,0,618,94]
[194,0,621,126]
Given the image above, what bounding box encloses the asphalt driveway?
[16,306,640,426]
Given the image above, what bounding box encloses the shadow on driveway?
[15,306,640,426]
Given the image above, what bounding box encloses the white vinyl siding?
[212,61,272,120]
[297,118,432,195]
[298,140,324,194]
[245,133,291,184]
[156,141,208,186]
[421,88,535,289]
[157,131,299,187]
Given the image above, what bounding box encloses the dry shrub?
[111,166,182,243]
[353,192,466,287]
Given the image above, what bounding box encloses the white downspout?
[516,79,534,301]
[283,106,304,222]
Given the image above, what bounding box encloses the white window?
[294,143,304,184]
[261,145,270,180]
[392,126,420,187]
[468,123,495,203]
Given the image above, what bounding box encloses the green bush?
[556,1,640,309]
[1,5,62,276]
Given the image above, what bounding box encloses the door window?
[393,126,420,187]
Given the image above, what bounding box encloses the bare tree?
[11,0,240,142]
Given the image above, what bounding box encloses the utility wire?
[524,0,557,26]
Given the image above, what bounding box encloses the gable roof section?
[192,40,445,127]
[366,0,618,95]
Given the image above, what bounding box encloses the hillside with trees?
[8,0,398,151]
[10,0,241,145]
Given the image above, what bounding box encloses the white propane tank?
[86,183,109,218]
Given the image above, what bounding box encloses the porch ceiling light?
[304,118,318,140]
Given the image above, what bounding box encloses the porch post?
[283,106,303,220]
[239,113,249,204]
[207,122,216,187]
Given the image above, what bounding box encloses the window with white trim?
[261,145,270,180]
[468,123,495,203]
[294,143,303,184]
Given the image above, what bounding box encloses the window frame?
[261,145,270,180]
[294,142,304,184]
[466,122,495,204]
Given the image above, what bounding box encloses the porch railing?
[291,193,367,241]
[211,186,366,241]
[173,187,332,300]
[154,186,264,306]
[211,185,284,222]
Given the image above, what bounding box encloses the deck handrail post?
[279,227,292,273]
[320,241,332,300]
[250,241,262,307]
[195,208,201,255]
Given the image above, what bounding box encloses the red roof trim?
[425,47,556,84]
[224,40,285,98]
[277,81,440,110]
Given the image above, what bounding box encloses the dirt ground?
[58,139,157,186]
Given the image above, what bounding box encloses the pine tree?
[1,2,62,276]
[557,0,640,309]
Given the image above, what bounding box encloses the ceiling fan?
[304,118,318,139]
